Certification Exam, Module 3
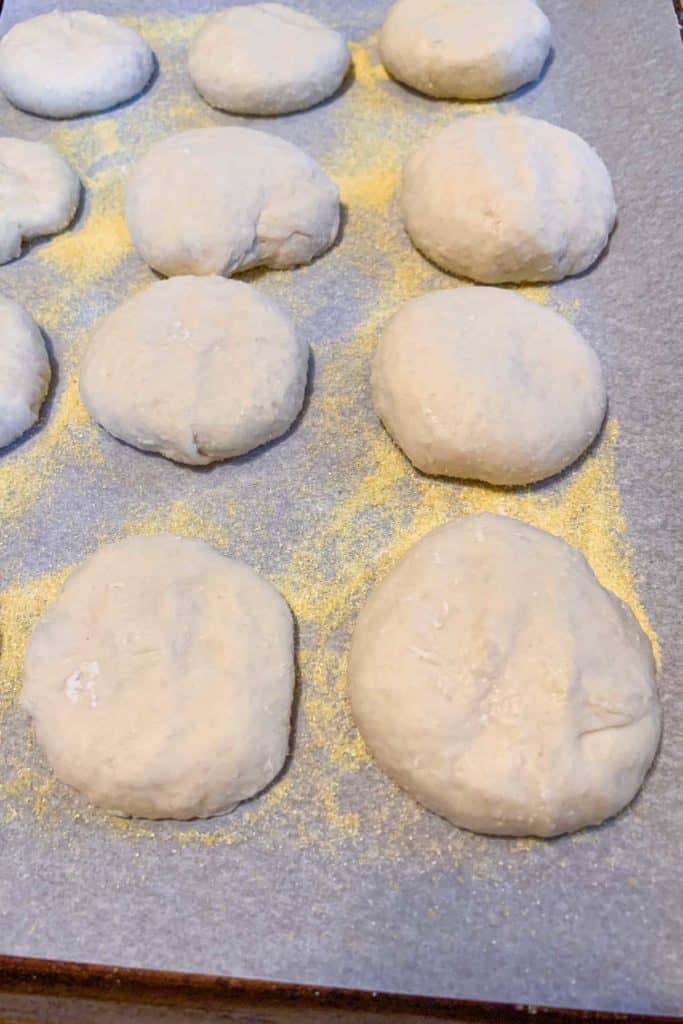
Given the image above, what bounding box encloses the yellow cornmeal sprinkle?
[0,766,56,824]
[0,375,101,522]
[0,420,657,857]
[351,37,390,91]
[0,124,129,522]
[0,566,72,724]
[40,194,130,290]
[458,419,659,661]
[41,122,132,288]
[117,497,235,550]
[55,117,122,167]
[121,12,203,47]
[0,25,660,859]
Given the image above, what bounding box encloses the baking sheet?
[0,0,681,1015]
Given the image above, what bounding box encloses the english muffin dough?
[0,11,154,118]
[189,3,349,115]
[23,534,295,820]
[126,127,340,277]
[0,295,50,448]
[0,137,80,265]
[372,287,606,485]
[80,276,308,465]
[349,514,661,837]
[402,114,616,283]
[380,0,551,99]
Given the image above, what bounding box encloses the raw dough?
[0,11,154,118]
[372,287,606,485]
[80,276,308,465]
[189,3,349,115]
[23,534,295,820]
[125,126,340,277]
[0,295,50,448]
[380,0,551,99]
[402,114,616,283]
[349,513,661,837]
[0,137,80,265]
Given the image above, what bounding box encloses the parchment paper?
[0,0,681,1015]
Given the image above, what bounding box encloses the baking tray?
[0,0,681,1018]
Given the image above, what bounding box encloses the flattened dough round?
[0,11,154,118]
[372,287,606,485]
[23,534,295,820]
[0,295,50,448]
[125,127,340,277]
[0,137,80,265]
[349,514,661,837]
[380,0,551,99]
[402,114,616,283]
[80,276,308,465]
[189,3,349,115]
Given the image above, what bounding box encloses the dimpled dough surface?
[125,126,340,277]
[0,11,154,118]
[372,287,606,485]
[189,3,349,115]
[0,294,50,448]
[349,514,661,838]
[79,276,308,465]
[379,0,551,100]
[401,114,616,284]
[0,137,80,265]
[22,535,295,820]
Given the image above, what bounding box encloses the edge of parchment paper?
[0,954,681,1023]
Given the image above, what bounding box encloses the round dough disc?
[0,11,154,118]
[125,126,340,277]
[372,287,606,485]
[380,0,551,99]
[22,535,295,820]
[402,114,616,284]
[0,295,50,448]
[80,276,308,465]
[189,3,349,115]
[349,514,661,837]
[0,137,80,265]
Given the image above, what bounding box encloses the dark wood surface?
[673,0,683,35]
[0,955,681,1024]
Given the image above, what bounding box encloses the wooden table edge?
[0,954,680,1022]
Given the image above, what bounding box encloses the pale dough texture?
[380,0,551,99]
[125,126,340,277]
[372,287,606,485]
[189,3,349,115]
[23,535,295,820]
[0,294,50,448]
[402,114,616,283]
[0,11,154,118]
[349,514,661,838]
[0,137,80,265]
[80,276,308,465]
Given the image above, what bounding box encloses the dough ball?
[189,3,349,116]
[0,11,154,118]
[23,535,295,820]
[0,295,50,448]
[380,0,551,99]
[402,114,616,283]
[349,514,661,838]
[80,276,308,465]
[125,126,340,277]
[0,137,80,265]
[372,287,606,485]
